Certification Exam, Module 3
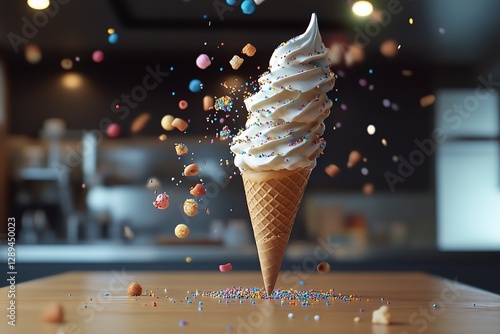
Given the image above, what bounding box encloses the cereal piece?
[175,143,189,156]
[183,199,199,217]
[158,134,167,141]
[203,95,214,111]
[190,183,206,197]
[128,281,142,296]
[183,163,199,176]
[347,150,362,168]
[316,261,330,273]
[175,224,190,238]
[372,305,391,325]
[196,54,211,69]
[153,192,169,210]
[229,55,244,70]
[161,115,175,131]
[354,316,361,323]
[42,303,64,323]
[178,100,189,110]
[219,263,233,272]
[325,164,340,177]
[241,43,256,57]
[172,117,189,132]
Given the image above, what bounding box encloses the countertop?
[1,271,499,333]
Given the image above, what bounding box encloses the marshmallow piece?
[184,163,199,176]
[161,115,175,131]
[183,199,199,217]
[229,55,244,70]
[196,54,211,69]
[372,305,391,325]
[203,95,214,111]
[175,224,190,238]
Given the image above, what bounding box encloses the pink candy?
[153,192,169,210]
[106,123,121,138]
[196,54,211,69]
[219,263,233,272]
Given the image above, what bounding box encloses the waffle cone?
[242,167,312,295]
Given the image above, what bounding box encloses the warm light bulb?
[27,0,50,10]
[352,1,373,17]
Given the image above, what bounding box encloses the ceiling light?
[352,1,373,17]
[27,0,50,10]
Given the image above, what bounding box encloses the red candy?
[219,263,233,272]
[153,192,170,210]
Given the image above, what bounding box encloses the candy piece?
[108,33,118,44]
[189,79,203,92]
[128,282,142,296]
[106,123,120,138]
[241,43,256,57]
[324,164,340,177]
[196,54,211,69]
[42,303,64,323]
[178,100,189,110]
[226,0,237,5]
[316,261,330,273]
[92,50,104,63]
[172,118,189,132]
[354,316,361,323]
[183,199,199,217]
[372,305,391,325]
[158,134,167,141]
[229,55,244,70]
[161,115,175,131]
[61,58,73,70]
[184,163,199,176]
[241,0,256,14]
[254,0,266,4]
[190,184,206,197]
[131,112,151,133]
[203,95,214,111]
[175,143,189,156]
[153,192,169,210]
[175,224,190,238]
[219,263,233,272]
[347,150,362,168]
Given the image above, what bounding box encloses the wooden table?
[1,271,499,333]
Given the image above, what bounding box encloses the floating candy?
[196,54,211,69]
[229,55,244,69]
[184,163,199,176]
[241,0,256,14]
[420,94,436,107]
[106,123,120,137]
[241,43,256,57]
[60,58,73,70]
[161,115,175,131]
[178,100,189,110]
[316,261,330,273]
[219,126,231,140]
[325,164,340,177]
[131,112,150,133]
[219,263,233,272]
[226,0,237,5]
[108,33,118,44]
[175,224,190,238]
[203,95,214,111]
[127,282,142,296]
[153,192,170,210]
[172,117,189,131]
[190,184,206,197]
[189,79,203,92]
[175,143,189,156]
[92,50,104,63]
[347,150,362,168]
[214,96,233,112]
[183,199,199,217]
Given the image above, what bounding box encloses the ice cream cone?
[242,167,312,295]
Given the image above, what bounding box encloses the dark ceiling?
[1,0,500,69]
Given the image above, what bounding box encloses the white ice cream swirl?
[231,13,335,171]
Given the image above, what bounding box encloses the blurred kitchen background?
[1,0,499,292]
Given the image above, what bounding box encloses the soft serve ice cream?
[231,13,335,171]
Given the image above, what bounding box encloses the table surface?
[1,271,499,333]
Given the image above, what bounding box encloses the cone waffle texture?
[242,167,312,295]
